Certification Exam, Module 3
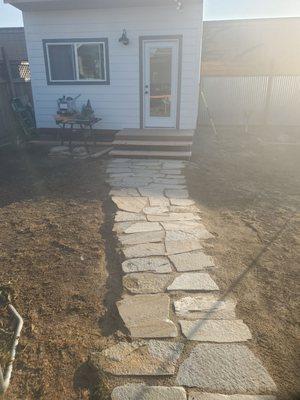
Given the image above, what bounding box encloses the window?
[43,39,110,85]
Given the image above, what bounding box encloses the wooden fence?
[0,47,32,147]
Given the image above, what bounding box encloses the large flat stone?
[115,211,146,222]
[110,188,141,197]
[122,257,172,274]
[162,221,205,232]
[93,340,184,376]
[165,230,212,241]
[138,187,165,197]
[176,343,277,392]
[117,294,177,338]
[165,189,189,199]
[124,222,163,234]
[167,273,219,292]
[165,240,203,255]
[169,251,215,272]
[143,206,170,215]
[149,197,170,207]
[118,231,165,245]
[123,273,173,294]
[174,296,237,320]
[112,384,187,400]
[123,243,165,258]
[147,213,200,222]
[180,319,252,342]
[112,197,148,213]
[189,393,276,400]
[169,205,201,214]
[170,199,195,206]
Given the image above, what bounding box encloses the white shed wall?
[23,3,203,130]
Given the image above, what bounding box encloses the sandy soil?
[0,146,120,400]
[187,126,300,400]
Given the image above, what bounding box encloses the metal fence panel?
[200,75,300,126]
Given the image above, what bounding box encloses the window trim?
[43,38,110,85]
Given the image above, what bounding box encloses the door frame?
[139,35,183,129]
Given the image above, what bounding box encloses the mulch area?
[186,126,300,400]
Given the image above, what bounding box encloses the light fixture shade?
[119,29,129,46]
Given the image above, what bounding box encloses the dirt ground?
[0,146,121,400]
[187,126,300,400]
[0,126,299,399]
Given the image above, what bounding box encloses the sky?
[0,0,300,27]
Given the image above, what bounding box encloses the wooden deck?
[109,129,194,160]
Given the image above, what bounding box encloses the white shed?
[6,0,204,157]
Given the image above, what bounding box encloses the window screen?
[48,44,75,81]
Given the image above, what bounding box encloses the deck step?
[109,149,191,160]
[113,140,192,147]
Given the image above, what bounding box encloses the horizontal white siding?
[24,4,203,130]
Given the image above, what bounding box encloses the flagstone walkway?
[97,158,277,399]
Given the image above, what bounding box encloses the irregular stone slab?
[170,198,195,206]
[176,343,277,392]
[147,213,200,222]
[153,178,186,185]
[112,197,148,213]
[117,294,177,338]
[113,222,135,234]
[93,340,184,376]
[119,231,165,246]
[170,205,201,214]
[138,187,165,197]
[167,273,219,292]
[169,251,215,272]
[110,188,141,197]
[115,211,146,222]
[123,243,165,258]
[124,222,163,234]
[165,240,203,255]
[189,393,276,400]
[122,257,172,274]
[123,273,173,294]
[149,196,170,207]
[162,221,204,232]
[143,206,169,215]
[165,190,189,199]
[166,230,212,242]
[174,296,236,320]
[180,319,252,342]
[112,384,187,400]
[168,228,213,240]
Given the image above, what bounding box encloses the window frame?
[43,38,110,85]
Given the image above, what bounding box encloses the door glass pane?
[150,47,172,117]
[48,44,75,81]
[77,43,105,80]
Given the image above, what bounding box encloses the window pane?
[48,44,75,81]
[77,43,105,80]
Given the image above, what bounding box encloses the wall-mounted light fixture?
[119,29,129,46]
[173,0,182,11]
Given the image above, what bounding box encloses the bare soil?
[187,126,300,400]
[0,127,299,399]
[0,146,121,400]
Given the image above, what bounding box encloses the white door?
[143,40,179,128]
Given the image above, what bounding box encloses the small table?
[55,114,102,152]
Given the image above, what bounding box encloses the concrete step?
[116,129,194,142]
[109,149,191,160]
